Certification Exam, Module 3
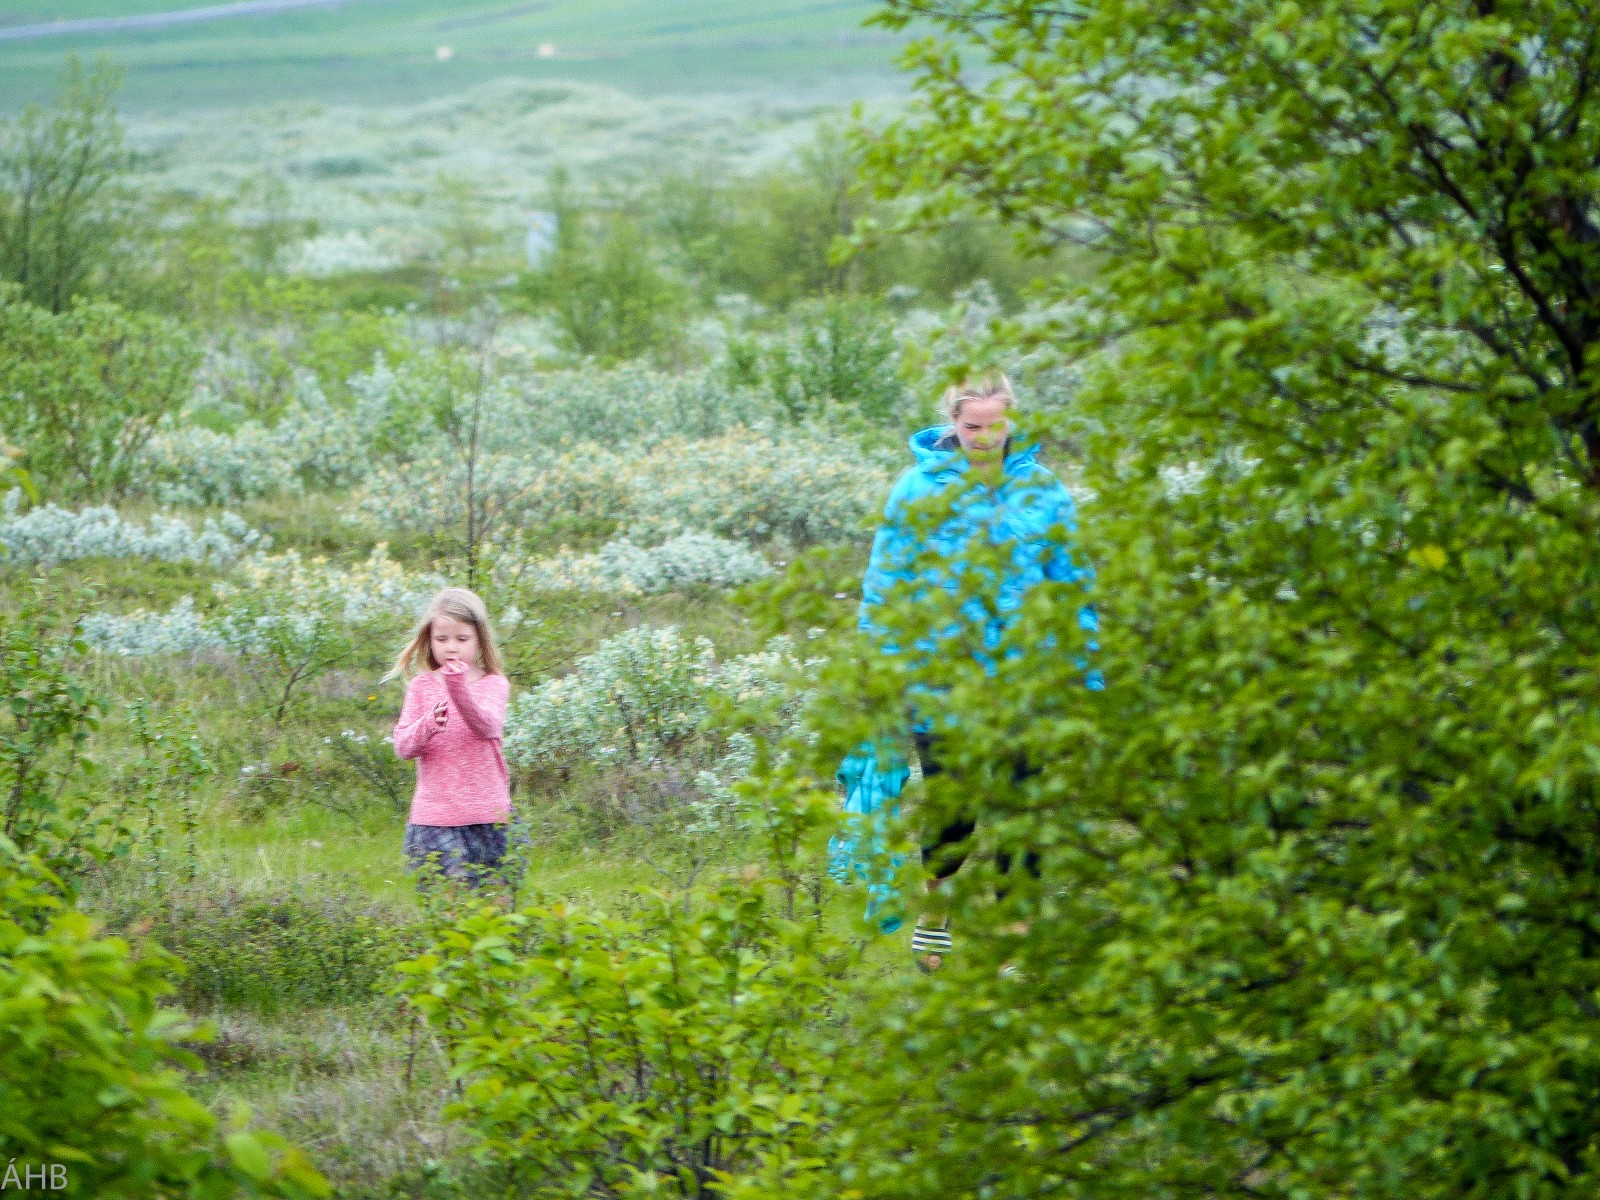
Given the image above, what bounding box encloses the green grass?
[34,554,234,613]
[0,0,912,114]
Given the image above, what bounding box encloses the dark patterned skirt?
[403,821,508,887]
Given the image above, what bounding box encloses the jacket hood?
[908,425,1041,478]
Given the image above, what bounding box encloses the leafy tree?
[724,295,905,424]
[0,288,197,501]
[0,59,133,313]
[765,1,1600,1197]
[434,173,501,279]
[195,273,411,421]
[522,174,691,366]
[235,172,301,278]
[715,126,866,306]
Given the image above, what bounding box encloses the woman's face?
[430,614,480,668]
[954,395,1011,464]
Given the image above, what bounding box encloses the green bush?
[120,885,420,1014]
[521,182,691,365]
[198,274,414,421]
[702,129,863,307]
[0,591,106,881]
[644,129,1060,311]
[724,295,905,425]
[399,881,840,1199]
[0,288,197,502]
[0,850,329,1197]
[0,60,134,314]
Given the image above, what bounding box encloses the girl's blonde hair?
[383,587,506,682]
[940,371,1016,423]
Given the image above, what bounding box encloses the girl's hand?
[432,700,448,729]
[440,659,468,677]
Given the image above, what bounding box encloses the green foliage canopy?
[797,0,1600,1196]
[722,296,905,425]
[522,179,692,367]
[0,288,197,502]
[0,59,132,314]
[400,881,841,1198]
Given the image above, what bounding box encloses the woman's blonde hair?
[383,587,506,682]
[940,371,1016,423]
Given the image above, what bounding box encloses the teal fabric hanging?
[829,742,909,934]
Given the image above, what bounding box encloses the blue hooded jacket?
[858,425,1103,687]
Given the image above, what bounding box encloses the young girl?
[386,588,511,887]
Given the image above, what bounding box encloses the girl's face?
[954,395,1011,464]
[430,614,480,669]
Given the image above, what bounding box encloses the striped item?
[911,918,952,956]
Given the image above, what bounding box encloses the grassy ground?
[0,0,910,113]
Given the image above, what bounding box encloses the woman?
[859,372,1102,970]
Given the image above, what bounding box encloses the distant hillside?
[112,75,873,278]
[0,0,909,114]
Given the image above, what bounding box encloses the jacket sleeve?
[1040,478,1091,587]
[858,472,916,643]
[1036,475,1104,686]
[392,676,438,760]
[444,670,508,741]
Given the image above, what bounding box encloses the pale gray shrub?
[343,359,783,456]
[499,533,772,595]
[689,732,759,834]
[503,628,814,772]
[138,422,296,507]
[0,497,267,568]
[283,230,403,276]
[78,597,222,657]
[626,431,893,549]
[359,428,886,551]
[137,379,372,505]
[271,384,373,490]
[503,625,718,769]
[73,548,440,659]
[355,449,631,539]
[591,533,771,592]
[479,365,781,450]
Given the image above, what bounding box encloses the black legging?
[915,731,1041,895]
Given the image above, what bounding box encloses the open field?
[0,0,910,113]
[117,75,866,270]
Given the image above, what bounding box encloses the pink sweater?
[392,670,511,827]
